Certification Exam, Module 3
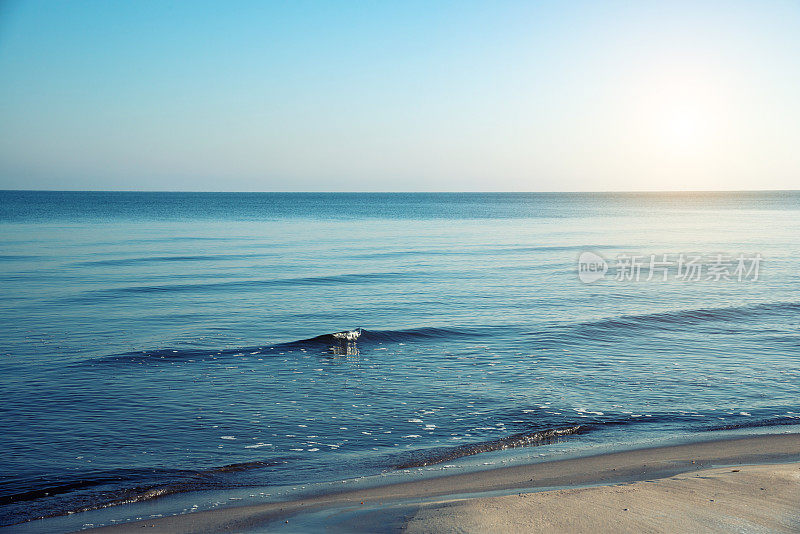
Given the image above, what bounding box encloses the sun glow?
[581,61,751,191]
[635,72,726,157]
[613,61,745,189]
[659,104,709,152]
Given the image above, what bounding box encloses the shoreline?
[74,432,800,533]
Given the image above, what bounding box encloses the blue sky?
[1,0,799,191]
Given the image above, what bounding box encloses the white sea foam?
[332,329,361,341]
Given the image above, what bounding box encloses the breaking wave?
[0,460,286,526]
[394,426,585,469]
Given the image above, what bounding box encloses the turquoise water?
[1,191,799,528]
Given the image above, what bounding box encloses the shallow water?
[1,191,799,527]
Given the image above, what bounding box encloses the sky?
[0,0,799,192]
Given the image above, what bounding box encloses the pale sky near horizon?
[1,0,799,192]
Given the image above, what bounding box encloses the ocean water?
[1,191,799,528]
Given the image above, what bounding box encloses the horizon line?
[1,188,798,194]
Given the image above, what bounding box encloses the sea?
[1,191,799,530]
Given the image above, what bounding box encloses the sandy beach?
[81,433,800,533]
[405,463,800,533]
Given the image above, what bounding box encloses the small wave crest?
[279,326,481,348]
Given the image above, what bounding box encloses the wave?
[72,253,274,267]
[63,271,423,303]
[0,254,40,261]
[0,460,286,526]
[80,326,481,366]
[0,468,180,507]
[350,244,615,259]
[701,414,800,432]
[269,326,483,355]
[81,300,797,366]
[80,297,797,365]
[540,301,800,342]
[394,426,584,469]
[391,410,800,471]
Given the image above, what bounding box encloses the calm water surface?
[1,191,799,528]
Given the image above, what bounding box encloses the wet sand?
[84,433,800,533]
